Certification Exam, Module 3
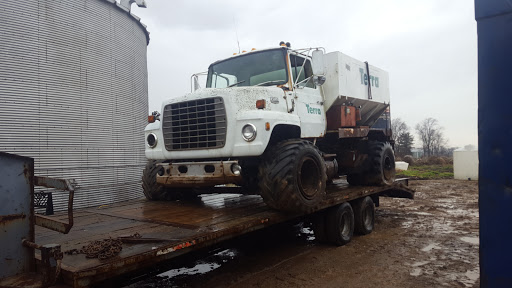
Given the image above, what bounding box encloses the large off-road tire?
[326,202,355,246]
[352,196,375,235]
[142,160,167,200]
[259,140,327,213]
[142,160,197,201]
[365,141,396,186]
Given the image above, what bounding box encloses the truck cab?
[145,46,325,159]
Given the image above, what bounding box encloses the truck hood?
[160,87,288,115]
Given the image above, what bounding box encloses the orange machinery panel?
[326,105,357,130]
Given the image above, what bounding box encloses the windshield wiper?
[254,80,286,87]
[227,80,246,87]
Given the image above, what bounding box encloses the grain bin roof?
[106,0,150,45]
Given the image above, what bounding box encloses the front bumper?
[156,161,243,187]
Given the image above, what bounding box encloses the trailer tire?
[142,160,197,201]
[352,196,375,235]
[365,141,396,186]
[326,202,354,246]
[259,140,327,213]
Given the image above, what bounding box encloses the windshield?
[206,49,288,88]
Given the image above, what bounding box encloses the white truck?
[143,42,395,212]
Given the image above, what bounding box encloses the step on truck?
[143,42,394,213]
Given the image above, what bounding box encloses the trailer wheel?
[326,202,354,246]
[142,160,197,201]
[352,196,375,235]
[366,141,396,186]
[259,140,327,213]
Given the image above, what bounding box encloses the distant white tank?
[454,149,479,180]
[0,0,150,210]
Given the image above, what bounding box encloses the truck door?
[290,54,326,138]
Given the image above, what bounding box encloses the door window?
[290,55,315,89]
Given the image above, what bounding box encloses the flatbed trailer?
[25,179,414,288]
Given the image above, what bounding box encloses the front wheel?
[259,140,327,213]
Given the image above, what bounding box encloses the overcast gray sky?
[133,0,477,148]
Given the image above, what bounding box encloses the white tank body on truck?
[321,51,390,127]
[143,42,395,213]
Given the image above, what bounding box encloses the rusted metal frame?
[337,126,370,138]
[34,176,75,234]
[22,240,63,286]
[0,152,35,279]
[0,213,27,222]
[378,185,415,199]
[322,180,414,208]
[157,161,243,187]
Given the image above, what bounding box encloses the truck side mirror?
[312,50,325,86]
[311,49,325,76]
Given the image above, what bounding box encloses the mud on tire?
[326,202,355,246]
[142,160,197,201]
[258,140,327,213]
[365,141,396,186]
[352,196,375,235]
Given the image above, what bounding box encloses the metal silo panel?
[0,0,149,211]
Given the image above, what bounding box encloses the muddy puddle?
[122,221,316,288]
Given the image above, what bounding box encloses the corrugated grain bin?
[0,0,150,210]
[453,150,479,180]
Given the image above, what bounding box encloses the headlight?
[242,124,257,142]
[147,133,158,148]
[231,163,242,176]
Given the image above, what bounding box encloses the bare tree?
[391,118,414,157]
[391,118,408,144]
[431,130,447,156]
[415,118,445,157]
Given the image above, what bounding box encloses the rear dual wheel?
[352,196,375,235]
[326,202,355,246]
[347,141,396,186]
[311,196,375,246]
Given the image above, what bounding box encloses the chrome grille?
[162,97,227,151]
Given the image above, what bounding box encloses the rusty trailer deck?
[34,179,413,288]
